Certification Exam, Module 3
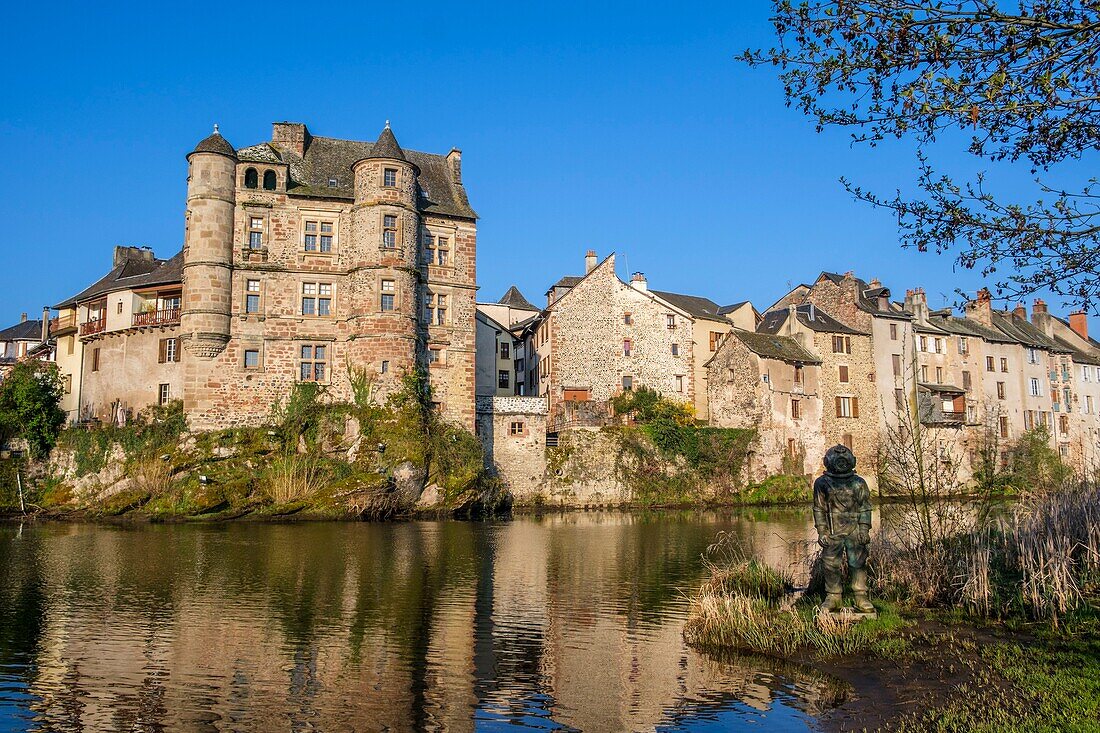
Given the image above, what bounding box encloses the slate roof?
[189,129,236,159]
[364,125,408,162]
[1052,334,1100,366]
[55,251,183,309]
[918,381,966,394]
[818,272,911,320]
[718,301,749,315]
[545,275,583,294]
[727,328,821,364]
[927,312,1016,343]
[991,311,1068,352]
[498,286,538,311]
[237,131,476,219]
[0,320,43,342]
[651,290,730,323]
[758,305,865,336]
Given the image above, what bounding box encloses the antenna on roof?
[213,123,220,134]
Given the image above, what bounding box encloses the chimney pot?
[585,250,597,274]
[20,312,27,323]
[1013,303,1027,319]
[630,272,648,292]
[1069,311,1089,341]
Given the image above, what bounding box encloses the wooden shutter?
[158,339,167,363]
[839,365,848,382]
[835,396,842,417]
[852,396,860,418]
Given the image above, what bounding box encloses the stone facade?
[179,122,477,430]
[475,395,548,499]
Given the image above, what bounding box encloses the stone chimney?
[869,278,881,288]
[585,250,597,274]
[114,245,155,268]
[446,148,462,184]
[19,312,27,323]
[1012,303,1027,320]
[1069,311,1089,341]
[904,288,928,323]
[1030,298,1053,336]
[271,121,311,156]
[630,272,648,293]
[41,307,50,343]
[965,287,994,327]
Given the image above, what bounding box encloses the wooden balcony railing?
[132,308,181,328]
[50,313,77,333]
[79,319,106,336]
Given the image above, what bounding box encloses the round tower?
[348,123,422,390]
[181,125,236,359]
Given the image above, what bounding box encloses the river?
[0,509,875,732]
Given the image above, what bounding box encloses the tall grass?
[261,454,327,504]
[130,457,174,497]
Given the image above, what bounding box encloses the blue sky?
[0,0,1091,330]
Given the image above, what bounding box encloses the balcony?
[132,308,181,328]
[50,313,77,334]
[79,319,106,337]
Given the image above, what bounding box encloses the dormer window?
[262,170,277,190]
[244,168,258,189]
[328,178,338,187]
[383,168,397,187]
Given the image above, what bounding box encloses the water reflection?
[0,510,848,732]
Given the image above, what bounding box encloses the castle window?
[624,312,633,325]
[428,347,445,365]
[426,292,447,325]
[249,217,264,249]
[436,237,449,266]
[158,383,171,405]
[424,232,435,263]
[623,339,633,357]
[381,360,389,374]
[244,168,258,189]
[304,220,335,253]
[246,279,261,314]
[262,170,277,190]
[301,283,332,316]
[380,280,396,311]
[299,344,328,382]
[382,215,397,249]
[509,420,526,436]
[244,349,260,369]
[383,168,397,187]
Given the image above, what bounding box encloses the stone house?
[758,304,880,471]
[474,394,548,500]
[53,246,184,423]
[520,251,742,426]
[0,313,50,376]
[705,327,823,478]
[174,121,477,429]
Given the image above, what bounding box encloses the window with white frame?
[380,280,395,311]
[674,375,684,392]
[158,383,171,405]
[246,279,261,314]
[383,168,397,187]
[244,349,260,368]
[435,236,449,266]
[382,215,397,249]
[300,344,328,381]
[301,283,332,316]
[426,292,447,325]
[1030,377,1042,396]
[248,217,264,249]
[304,220,335,253]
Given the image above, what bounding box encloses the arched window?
[263,170,277,190]
[244,168,258,189]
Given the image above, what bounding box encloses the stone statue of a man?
[813,445,874,613]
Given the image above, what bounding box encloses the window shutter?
[835,396,842,417]
[839,365,848,382]
[852,396,860,418]
[158,339,166,364]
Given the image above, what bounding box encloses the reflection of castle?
[12,513,839,731]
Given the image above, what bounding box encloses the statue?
[813,445,874,614]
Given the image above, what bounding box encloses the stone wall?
[476,396,548,500]
[81,327,183,422]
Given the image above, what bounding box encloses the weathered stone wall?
[476,396,548,500]
[80,327,183,422]
[811,330,880,479]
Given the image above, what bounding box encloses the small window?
[666,314,676,329]
[997,381,1006,399]
[244,349,260,368]
[921,365,929,382]
[249,217,263,249]
[304,220,335,253]
[381,360,389,374]
[894,388,905,411]
[838,365,849,383]
[500,342,510,359]
[791,398,801,420]
[622,375,633,391]
[934,337,943,354]
[936,366,943,383]
[91,347,101,372]
[889,323,898,340]
[958,337,969,355]
[436,237,449,266]
[380,280,395,311]
[999,415,1009,438]
[986,356,995,372]
[328,178,338,187]
[892,354,901,377]
[263,170,277,190]
[498,370,510,388]
[836,396,858,418]
[509,420,525,437]
[158,338,179,364]
[962,371,972,390]
[299,344,328,382]
[675,375,684,392]
[244,168,258,189]
[428,348,444,365]
[671,343,679,357]
[624,312,633,325]
[709,332,723,351]
[623,339,633,357]
[382,215,397,249]
[832,335,851,354]
[1000,357,1009,373]
[117,301,124,314]
[246,279,261,314]
[383,168,397,187]
[793,364,803,384]
[158,383,171,405]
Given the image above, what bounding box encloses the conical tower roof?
[188,124,236,160]
[498,286,538,311]
[365,122,407,162]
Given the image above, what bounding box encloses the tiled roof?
[0,320,43,342]
[758,305,865,336]
[728,328,820,364]
[238,132,475,219]
[55,251,182,309]
[651,290,730,323]
[498,285,538,311]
